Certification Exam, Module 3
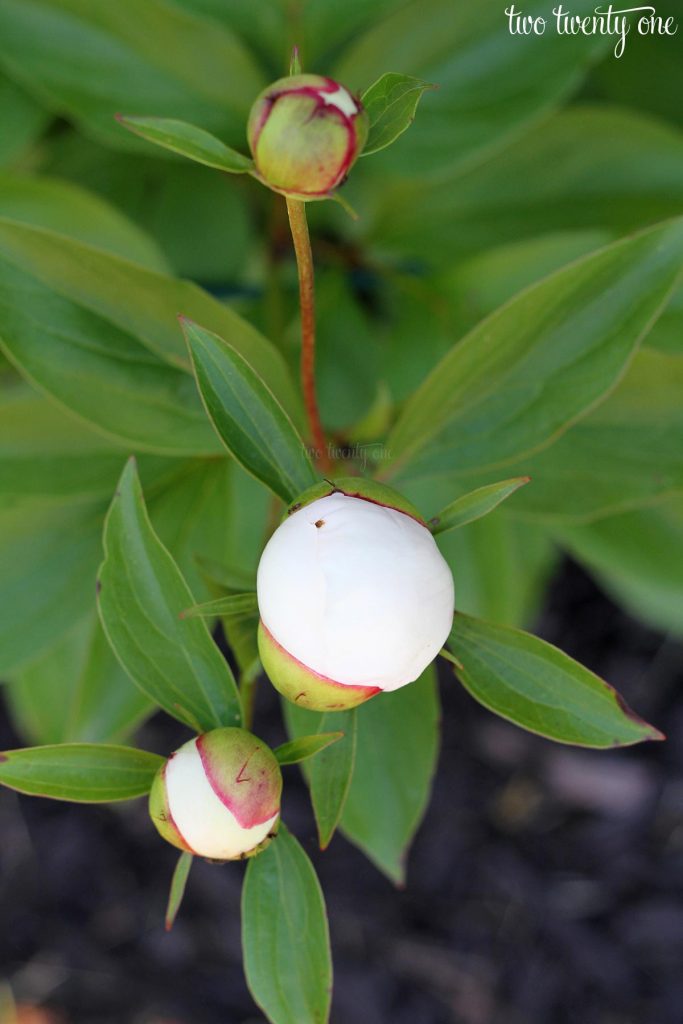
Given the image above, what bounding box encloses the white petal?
[321,85,358,117]
[257,493,454,690]
[165,738,277,859]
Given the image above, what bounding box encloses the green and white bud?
[149,727,282,860]
[247,74,368,200]
[257,478,455,711]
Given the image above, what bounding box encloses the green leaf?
[0,743,162,802]
[242,825,332,1024]
[165,851,193,932]
[430,477,530,534]
[5,616,152,745]
[340,668,439,884]
[554,496,683,638]
[0,385,183,510]
[283,705,357,849]
[0,172,168,269]
[146,459,269,601]
[0,386,127,507]
[0,217,300,411]
[0,74,49,166]
[181,593,258,620]
[368,107,683,261]
[0,270,221,456]
[44,135,253,284]
[334,0,602,179]
[116,115,253,173]
[499,349,683,523]
[97,458,242,732]
[0,500,103,675]
[274,733,344,767]
[183,319,319,503]
[646,285,683,355]
[447,613,664,747]
[383,218,683,484]
[0,0,265,151]
[360,73,435,157]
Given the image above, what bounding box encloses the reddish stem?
[285,197,330,472]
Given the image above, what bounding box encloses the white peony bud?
[149,728,282,860]
[257,479,454,711]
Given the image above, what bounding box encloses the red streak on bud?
[196,736,279,828]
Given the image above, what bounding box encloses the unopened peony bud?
[257,479,455,711]
[149,728,282,860]
[247,74,368,200]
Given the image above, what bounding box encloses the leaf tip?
[614,692,665,743]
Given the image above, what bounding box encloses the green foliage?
[554,496,683,637]
[340,668,440,884]
[430,477,530,534]
[0,4,680,1020]
[242,825,332,1024]
[165,852,193,932]
[274,732,345,767]
[116,116,254,173]
[0,743,162,802]
[98,458,243,731]
[183,319,318,502]
[385,219,683,485]
[0,0,265,148]
[5,616,151,745]
[447,614,664,747]
[360,73,436,156]
[283,705,357,850]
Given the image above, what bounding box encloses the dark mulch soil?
[1,559,682,1024]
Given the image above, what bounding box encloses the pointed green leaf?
[183,319,319,503]
[360,73,436,157]
[116,116,253,173]
[447,612,664,748]
[274,732,344,767]
[0,743,162,802]
[181,593,258,620]
[384,218,683,484]
[242,825,332,1024]
[340,667,439,884]
[97,458,242,732]
[283,705,357,850]
[165,851,193,932]
[430,477,530,534]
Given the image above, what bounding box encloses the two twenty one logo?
[504,5,678,58]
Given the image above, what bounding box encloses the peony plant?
[0,15,680,1024]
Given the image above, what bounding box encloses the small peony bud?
[257,478,455,711]
[247,74,368,200]
[149,727,282,860]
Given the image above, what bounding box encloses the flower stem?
[285,197,330,472]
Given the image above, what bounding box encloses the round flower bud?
[247,74,368,200]
[257,478,455,711]
[149,727,282,860]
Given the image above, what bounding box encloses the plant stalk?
[285,197,330,472]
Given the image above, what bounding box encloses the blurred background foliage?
[0,0,681,745]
